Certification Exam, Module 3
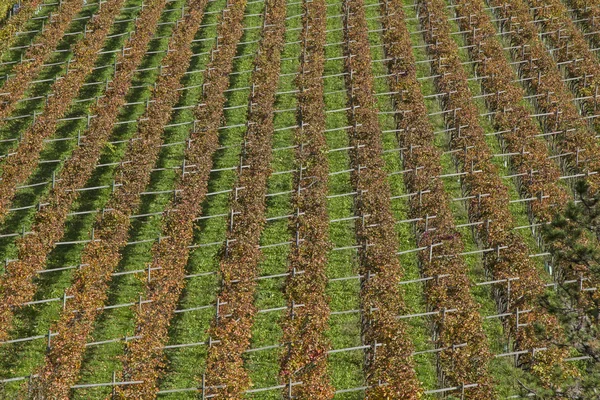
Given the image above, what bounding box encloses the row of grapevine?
[0,0,86,121]
[0,0,166,342]
[487,0,600,193]
[525,0,600,133]
[0,0,127,220]
[27,0,210,394]
[198,0,287,394]
[116,0,254,396]
[0,0,45,57]
[418,0,571,387]
[278,0,333,397]
[380,0,495,396]
[452,0,599,337]
[565,0,600,49]
[341,0,423,396]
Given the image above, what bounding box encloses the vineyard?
[0,0,600,396]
